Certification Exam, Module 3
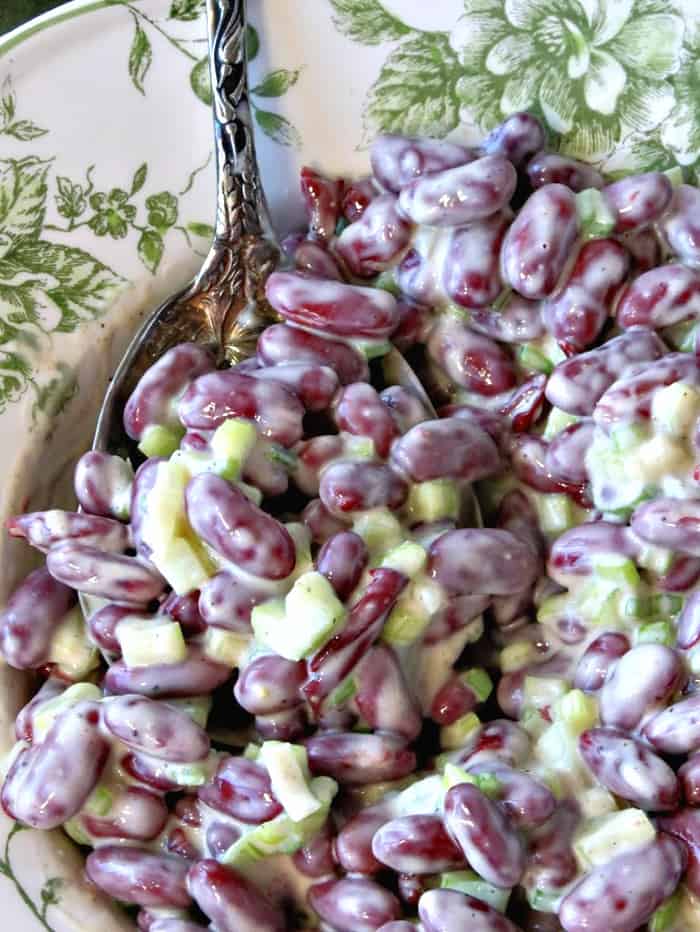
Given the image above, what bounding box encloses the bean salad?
[3,111,700,931]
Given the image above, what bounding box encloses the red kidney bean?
[501,374,548,433]
[470,295,545,344]
[429,528,538,597]
[300,166,342,242]
[319,460,408,516]
[579,727,680,811]
[81,785,168,841]
[444,782,525,888]
[680,753,700,805]
[603,172,672,234]
[501,184,578,299]
[175,795,202,826]
[87,846,191,909]
[47,543,164,605]
[104,647,231,698]
[599,643,683,731]
[14,678,66,742]
[423,593,490,645]
[496,670,526,718]
[178,370,303,447]
[495,487,543,562]
[616,263,700,329]
[74,451,133,519]
[130,457,161,558]
[316,531,368,601]
[257,705,308,741]
[392,416,500,484]
[302,568,407,710]
[427,317,517,396]
[442,212,510,309]
[623,227,661,273]
[355,644,422,740]
[525,799,580,892]
[545,420,595,485]
[371,134,475,192]
[334,382,399,458]
[431,674,481,726]
[234,654,306,715]
[293,238,343,280]
[543,239,629,353]
[257,323,369,385]
[266,271,399,339]
[309,876,401,932]
[456,720,531,770]
[198,755,281,823]
[392,299,428,352]
[658,554,700,592]
[484,112,546,166]
[160,590,205,637]
[166,826,202,860]
[645,692,700,754]
[335,194,412,277]
[188,859,285,932]
[122,751,187,792]
[104,695,209,762]
[198,571,266,632]
[372,814,464,874]
[306,731,415,784]
[678,591,700,649]
[291,820,335,878]
[546,327,666,415]
[508,434,589,506]
[395,242,444,308]
[186,474,295,579]
[335,802,392,874]
[124,343,214,441]
[526,151,603,192]
[548,522,640,578]
[2,702,109,829]
[342,177,378,222]
[468,762,555,828]
[558,834,685,932]
[573,632,630,691]
[240,440,285,500]
[439,403,509,444]
[293,435,344,497]
[247,363,339,412]
[7,510,129,554]
[419,888,521,932]
[302,498,349,544]
[380,385,431,433]
[658,809,700,896]
[632,497,700,555]
[0,566,75,670]
[659,183,700,266]
[397,873,425,906]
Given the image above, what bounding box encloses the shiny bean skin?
[293,435,345,496]
[658,808,700,896]
[334,383,399,458]
[130,457,161,557]
[579,727,680,811]
[8,510,129,555]
[122,752,190,792]
[377,923,421,932]
[602,172,672,233]
[81,786,168,841]
[2,702,109,829]
[427,317,517,396]
[335,803,393,874]
[392,299,428,352]
[316,531,368,600]
[86,846,191,908]
[291,820,335,877]
[645,692,700,754]
[319,461,408,517]
[247,363,339,412]
[47,543,164,605]
[395,240,445,307]
[160,590,205,637]
[507,434,589,507]
[431,674,480,725]
[306,731,415,784]
[632,497,700,556]
[205,822,243,856]
[545,327,666,416]
[501,184,578,299]
[659,183,700,267]
[234,654,306,715]
[300,166,342,242]
[497,488,544,556]
[342,177,378,222]
[123,343,214,440]
[257,324,369,385]
[372,815,464,874]
[573,632,630,691]
[557,834,685,932]
[658,554,700,592]
[147,919,207,932]
[302,498,349,544]
[468,762,555,828]
[391,417,501,483]
[14,678,66,742]
[186,474,296,580]
[293,238,342,280]
[199,755,281,824]
[308,876,401,932]
[501,374,548,434]
[439,403,508,444]
[419,889,521,932]
[103,648,231,698]
[255,706,307,741]
[74,451,133,519]
[469,295,545,344]
[380,385,431,433]
[444,783,525,888]
[0,566,75,669]
[354,644,422,740]
[423,593,490,645]
[103,695,209,762]
[599,643,683,731]
[442,212,510,309]
[679,753,700,805]
[524,799,580,892]
[456,720,531,769]
[616,263,700,329]
[623,228,662,273]
[198,571,266,632]
[265,271,399,340]
[526,152,604,192]
[335,194,412,277]
[483,112,546,166]
[429,529,538,596]
[178,370,304,447]
[370,134,476,192]
[187,860,285,932]
[678,591,700,649]
[548,522,641,578]
[545,420,595,485]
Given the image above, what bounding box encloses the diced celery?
[523,676,570,711]
[343,435,376,460]
[395,774,445,817]
[535,720,587,782]
[440,712,481,751]
[555,689,598,735]
[442,762,502,799]
[632,435,689,484]
[463,668,493,704]
[85,785,113,817]
[517,342,553,375]
[574,809,655,869]
[117,618,187,667]
[527,887,563,912]
[572,582,622,629]
[266,444,297,471]
[537,592,571,625]
[651,382,700,437]
[329,675,357,708]
[664,166,684,187]
[500,641,538,673]
[354,774,418,808]
[689,645,700,675]
[159,535,215,594]
[352,509,404,561]
[158,755,217,787]
[664,318,698,352]
[440,871,510,913]
[650,890,682,932]
[202,627,250,667]
[210,418,258,476]
[578,786,618,820]
[373,269,400,296]
[165,696,212,728]
[543,408,580,440]
[63,818,91,846]
[138,424,183,458]
[610,423,648,453]
[576,187,616,239]
[381,596,430,646]
[352,338,393,360]
[48,607,99,680]
[636,620,675,647]
[33,682,102,742]
[636,543,675,576]
[259,742,322,822]
[285,522,313,581]
[519,707,548,740]
[381,541,427,577]
[243,743,261,760]
[590,554,640,587]
[533,493,577,536]
[476,474,517,517]
[236,480,263,505]
[405,479,459,524]
[681,322,700,353]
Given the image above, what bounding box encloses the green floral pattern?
[0,823,60,931]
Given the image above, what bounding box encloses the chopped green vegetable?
[590,554,640,587]
[463,668,493,704]
[650,890,682,932]
[543,407,580,440]
[523,676,570,711]
[33,682,102,742]
[556,689,598,735]
[84,785,113,817]
[636,620,675,647]
[405,479,459,524]
[352,508,404,561]
[440,713,481,751]
[381,540,427,577]
[576,187,616,239]
[48,607,99,680]
[138,424,184,458]
[259,742,323,822]
[440,870,510,912]
[574,808,655,869]
[117,618,188,667]
[517,342,553,375]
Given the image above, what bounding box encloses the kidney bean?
[548,522,640,578]
[678,591,700,649]
[189,859,284,932]
[616,263,700,329]
[316,532,368,602]
[159,590,205,637]
[527,152,603,192]
[468,762,555,828]
[335,194,412,277]
[258,704,308,741]
[392,299,428,352]
[309,876,401,932]
[439,403,509,445]
[2,701,109,829]
[306,731,415,784]
[501,184,578,299]
[423,593,490,645]
[483,112,546,166]
[392,416,500,484]
[508,433,590,504]
[86,846,191,909]
[129,457,161,558]
[186,474,295,579]
[395,237,446,308]
[658,808,700,896]
[545,420,595,485]
[370,134,476,192]
[166,825,202,860]
[573,632,630,691]
[104,695,209,762]
[659,183,700,267]
[496,670,526,718]
[658,554,700,592]
[0,566,75,670]
[355,644,422,740]
[679,754,700,805]
[81,785,168,841]
[429,528,538,597]
[292,820,335,878]
[525,799,580,892]
[335,802,393,874]
[431,674,481,726]
[124,343,214,441]
[380,385,431,433]
[293,238,343,280]
[632,497,700,556]
[293,435,344,497]
[546,327,666,416]
[419,888,521,932]
[579,727,679,811]
[175,795,202,826]
[302,498,349,544]
[14,678,66,742]
[470,295,545,344]
[342,177,378,222]
[300,166,342,242]
[623,227,662,273]
[645,692,700,754]
[247,363,339,412]
[319,461,408,516]
[334,382,399,458]
[456,720,531,770]
[234,654,306,715]
[47,543,164,605]
[599,643,683,731]
[558,834,685,932]
[372,814,464,874]
[427,317,517,396]
[397,873,425,906]
[104,647,231,698]
[257,324,369,385]
[7,510,129,554]
[198,571,266,632]
[147,919,207,932]
[198,755,281,823]
[178,369,304,447]
[442,212,510,309]
[122,752,188,792]
[603,172,672,234]
[266,271,399,340]
[74,450,133,519]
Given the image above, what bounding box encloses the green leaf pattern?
[127,13,153,96]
